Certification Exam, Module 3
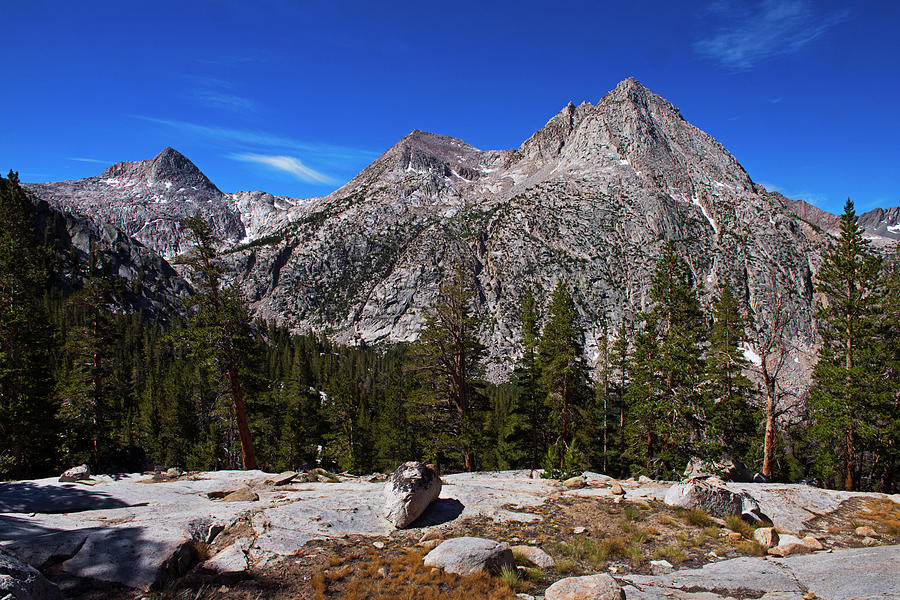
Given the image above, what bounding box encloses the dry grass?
[680,508,715,527]
[724,515,755,539]
[734,540,766,556]
[651,544,686,563]
[312,548,517,600]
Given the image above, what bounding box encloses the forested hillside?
[2,173,897,491]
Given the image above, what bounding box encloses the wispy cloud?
[134,116,378,167]
[68,157,111,164]
[229,153,336,184]
[695,1,849,70]
[769,96,784,104]
[191,90,256,113]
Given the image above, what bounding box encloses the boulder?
[664,479,762,520]
[854,525,876,537]
[0,547,62,600]
[684,454,756,482]
[423,537,514,576]
[768,534,813,557]
[801,535,824,551]
[650,559,673,574]
[545,573,625,600]
[221,488,259,502]
[165,467,183,479]
[382,461,441,528]
[563,475,586,489]
[753,527,779,549]
[59,464,91,483]
[610,481,625,495]
[270,471,298,486]
[511,545,555,568]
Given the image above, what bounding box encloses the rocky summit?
[23,78,899,381]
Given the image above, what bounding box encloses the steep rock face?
[231,78,824,384]
[785,197,899,250]
[27,194,192,317]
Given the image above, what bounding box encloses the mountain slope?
[228,79,825,382]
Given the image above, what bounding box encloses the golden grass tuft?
[309,548,518,600]
[725,515,755,539]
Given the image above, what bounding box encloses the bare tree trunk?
[227,367,257,470]
[762,366,776,478]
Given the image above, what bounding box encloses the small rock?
[610,481,625,495]
[803,593,817,600]
[372,541,385,549]
[419,530,440,543]
[511,545,555,568]
[753,527,779,549]
[855,525,877,537]
[418,539,441,552]
[271,471,298,486]
[768,534,813,557]
[203,539,250,574]
[613,495,623,504]
[423,537,514,576]
[573,526,586,534]
[563,475,586,489]
[59,464,91,483]
[516,595,536,600]
[545,573,625,600]
[650,559,673,575]
[221,488,259,502]
[728,531,743,541]
[638,475,652,484]
[862,536,877,546]
[801,535,824,551]
[309,468,341,483]
[377,566,388,578]
[165,467,183,479]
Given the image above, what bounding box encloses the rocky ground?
[1,469,897,599]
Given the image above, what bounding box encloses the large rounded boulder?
[423,537,514,576]
[545,573,625,600]
[382,461,441,528]
[664,478,762,521]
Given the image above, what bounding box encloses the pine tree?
[0,172,58,478]
[412,263,486,471]
[177,215,259,470]
[809,199,883,490]
[538,281,588,467]
[56,276,123,467]
[511,289,546,468]
[706,283,758,465]
[624,242,708,478]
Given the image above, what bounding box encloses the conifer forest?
[1,172,897,492]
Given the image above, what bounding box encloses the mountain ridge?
[21,78,899,386]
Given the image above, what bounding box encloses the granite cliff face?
[24,78,898,382]
[229,79,826,380]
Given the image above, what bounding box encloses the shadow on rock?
[0,482,133,514]
[408,498,465,527]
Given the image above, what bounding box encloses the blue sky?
[2,1,898,213]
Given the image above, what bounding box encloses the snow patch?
[888,224,900,233]
[741,344,762,367]
[104,178,120,185]
[692,195,718,234]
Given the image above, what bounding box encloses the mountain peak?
[101,148,220,194]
